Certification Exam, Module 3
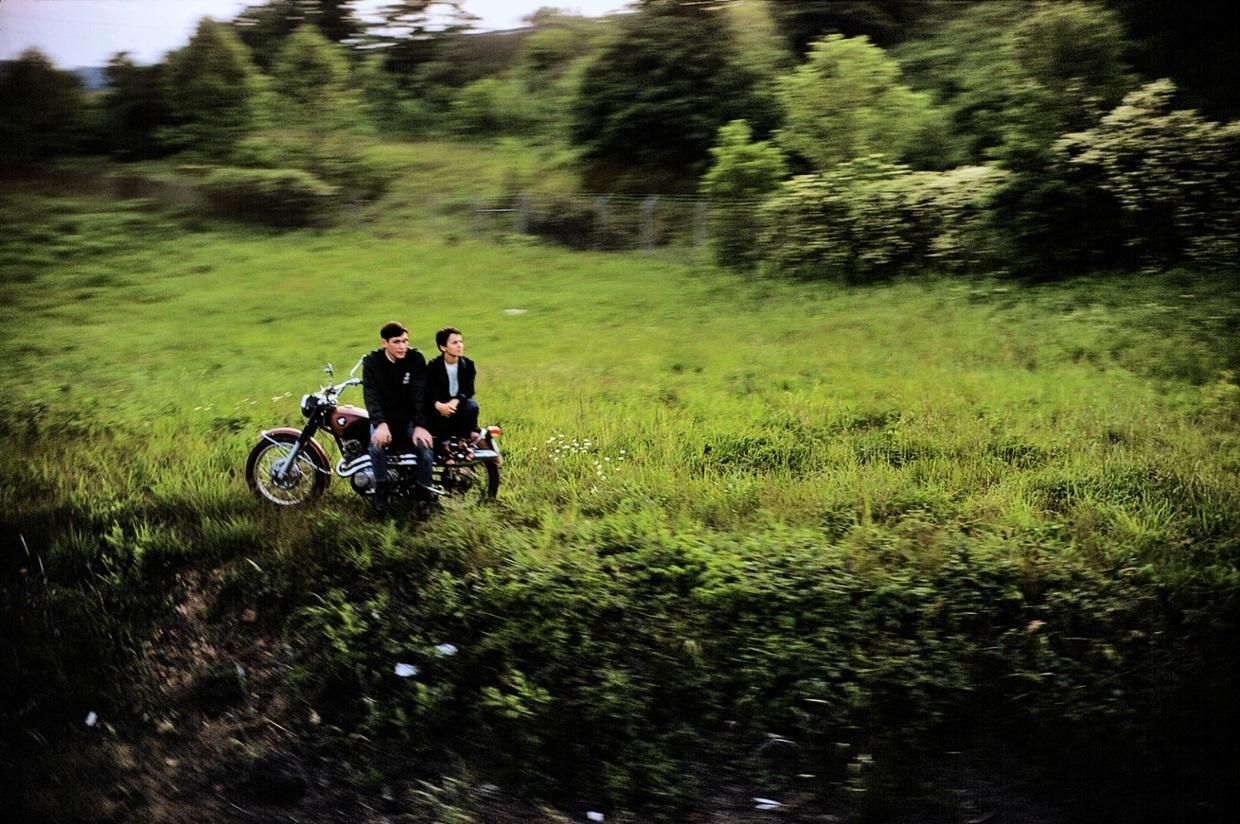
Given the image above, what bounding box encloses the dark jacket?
[362,347,427,428]
[425,354,476,411]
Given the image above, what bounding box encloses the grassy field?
[2,148,1240,821]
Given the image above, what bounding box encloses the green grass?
[3,145,1240,819]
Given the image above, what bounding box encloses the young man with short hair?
[425,326,481,454]
[361,321,439,511]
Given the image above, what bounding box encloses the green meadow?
[3,148,1239,821]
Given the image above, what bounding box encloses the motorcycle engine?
[351,468,377,494]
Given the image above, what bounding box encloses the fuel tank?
[329,404,371,440]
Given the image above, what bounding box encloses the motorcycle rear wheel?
[437,461,500,509]
[246,433,329,506]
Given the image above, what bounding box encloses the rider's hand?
[371,422,391,447]
[412,426,433,448]
[436,400,455,417]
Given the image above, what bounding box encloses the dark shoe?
[370,481,391,516]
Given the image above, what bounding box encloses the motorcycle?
[245,360,501,509]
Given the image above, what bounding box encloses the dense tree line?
[1,0,1236,273]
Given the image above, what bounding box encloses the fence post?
[694,198,709,260]
[593,195,610,251]
[640,195,657,253]
[471,197,483,235]
[514,194,528,235]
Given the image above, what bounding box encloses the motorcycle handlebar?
[325,377,362,397]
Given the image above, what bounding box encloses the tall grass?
[3,146,1240,819]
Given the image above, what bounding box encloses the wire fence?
[8,168,723,257]
[467,193,714,255]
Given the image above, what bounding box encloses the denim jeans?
[369,421,433,488]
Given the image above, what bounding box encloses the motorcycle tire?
[437,460,500,509]
[246,433,329,506]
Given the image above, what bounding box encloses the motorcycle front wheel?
[246,433,329,506]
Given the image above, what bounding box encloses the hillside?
[2,145,1240,822]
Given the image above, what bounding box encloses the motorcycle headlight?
[300,394,317,418]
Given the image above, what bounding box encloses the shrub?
[200,167,337,227]
[1060,79,1240,267]
[774,34,944,170]
[701,120,787,269]
[232,132,392,202]
[757,158,1004,281]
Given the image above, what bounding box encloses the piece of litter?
[394,663,418,677]
[586,813,605,822]
[504,308,528,315]
[434,643,458,657]
[85,711,98,727]
[754,797,782,811]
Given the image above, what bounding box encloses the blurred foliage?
[199,166,338,226]
[775,33,946,171]
[1060,80,1240,267]
[700,119,788,269]
[893,0,1032,164]
[757,159,1004,281]
[270,24,364,134]
[996,0,1136,156]
[163,19,268,162]
[571,1,775,192]
[768,0,942,53]
[363,1,476,89]
[101,54,175,160]
[232,0,364,71]
[0,49,93,163]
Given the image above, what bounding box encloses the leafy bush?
[989,79,1240,275]
[450,77,536,135]
[1060,79,1240,267]
[757,158,1004,281]
[199,166,337,227]
[701,120,787,269]
[774,34,945,171]
[232,132,392,201]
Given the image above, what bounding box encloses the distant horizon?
[0,0,632,69]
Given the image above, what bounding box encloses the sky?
[0,0,632,68]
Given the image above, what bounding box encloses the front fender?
[257,427,333,481]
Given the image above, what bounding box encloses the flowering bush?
[756,158,1004,282]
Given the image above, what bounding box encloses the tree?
[232,0,364,71]
[271,24,362,132]
[164,18,267,161]
[774,34,943,171]
[999,0,1134,153]
[570,2,772,192]
[0,49,91,163]
[768,0,941,54]
[700,119,788,268]
[102,53,174,159]
[892,0,1033,163]
[364,0,476,87]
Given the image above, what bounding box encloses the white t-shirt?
[446,361,459,397]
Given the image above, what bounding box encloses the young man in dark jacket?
[362,321,439,510]
[425,326,480,452]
